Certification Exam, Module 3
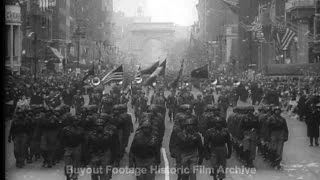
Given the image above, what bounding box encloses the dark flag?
[141,61,160,74]
[143,59,166,86]
[169,59,184,89]
[159,58,167,76]
[82,63,94,82]
[191,64,209,79]
[101,65,124,85]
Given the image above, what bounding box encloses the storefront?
[5,5,22,74]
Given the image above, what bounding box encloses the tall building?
[5,0,22,74]
[193,0,238,69]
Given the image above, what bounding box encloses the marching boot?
[315,138,319,146]
[309,137,314,146]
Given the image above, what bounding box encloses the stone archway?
[129,22,175,66]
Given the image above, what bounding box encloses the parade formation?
[5,60,320,180]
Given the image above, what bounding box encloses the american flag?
[101,65,123,85]
[134,66,142,84]
[274,21,296,50]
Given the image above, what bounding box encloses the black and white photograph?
[3,0,320,180]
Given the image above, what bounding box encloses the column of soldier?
[8,80,309,180]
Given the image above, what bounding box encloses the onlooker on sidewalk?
[305,103,320,146]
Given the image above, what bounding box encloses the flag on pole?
[134,66,142,84]
[191,64,209,79]
[169,59,184,89]
[82,63,94,82]
[101,65,123,85]
[280,28,296,50]
[141,61,159,75]
[159,58,167,76]
[143,59,166,86]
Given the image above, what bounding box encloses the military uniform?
[204,122,232,180]
[8,109,31,168]
[239,107,259,167]
[267,106,288,168]
[60,116,84,180]
[166,92,177,122]
[193,95,205,122]
[174,117,203,180]
[99,94,114,114]
[112,104,134,160]
[218,92,229,119]
[134,95,148,123]
[87,119,119,180]
[39,111,61,168]
[129,121,159,180]
[73,91,84,115]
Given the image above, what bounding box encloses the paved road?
[5,89,320,180]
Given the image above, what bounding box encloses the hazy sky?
[114,0,198,26]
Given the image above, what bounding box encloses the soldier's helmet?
[100,113,112,123]
[272,106,282,113]
[112,104,122,113]
[88,105,98,113]
[258,106,266,112]
[80,106,89,114]
[243,106,255,113]
[139,120,152,129]
[180,104,192,112]
[205,104,215,112]
[180,116,197,127]
[94,118,105,126]
[233,107,240,113]
[148,104,160,113]
[119,104,127,112]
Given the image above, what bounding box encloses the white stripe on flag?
[282,31,295,50]
[281,28,295,50]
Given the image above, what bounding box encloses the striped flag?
[134,66,142,84]
[250,18,262,32]
[280,28,296,50]
[101,65,123,85]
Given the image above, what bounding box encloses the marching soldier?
[218,90,229,120]
[129,120,159,180]
[193,94,206,122]
[60,115,84,180]
[8,108,30,168]
[267,106,288,169]
[112,104,133,162]
[134,91,148,123]
[119,91,129,104]
[227,107,240,156]
[166,90,177,122]
[118,104,134,158]
[99,93,114,114]
[203,90,215,105]
[89,89,102,106]
[169,104,197,180]
[73,90,84,115]
[39,110,60,168]
[87,118,119,180]
[257,106,272,160]
[240,107,259,167]
[204,117,232,180]
[174,117,203,180]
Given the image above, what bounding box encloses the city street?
[5,89,320,180]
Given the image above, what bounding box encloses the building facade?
[5,3,22,74]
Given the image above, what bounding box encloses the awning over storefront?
[265,64,320,76]
[45,47,64,63]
